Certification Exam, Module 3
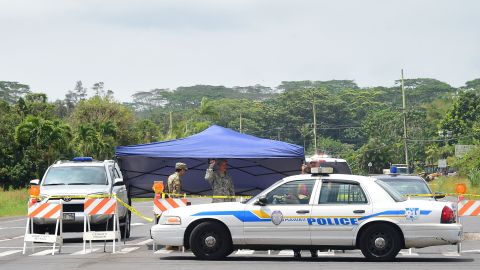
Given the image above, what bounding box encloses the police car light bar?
[72,157,94,162]
[311,167,334,174]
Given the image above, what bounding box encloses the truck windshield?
[43,166,108,186]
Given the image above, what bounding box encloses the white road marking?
[130,223,146,227]
[118,247,140,253]
[70,248,99,255]
[461,249,480,253]
[317,250,335,256]
[278,250,294,256]
[235,249,255,255]
[0,236,23,242]
[154,249,173,254]
[399,248,419,256]
[0,250,22,257]
[30,249,59,256]
[0,218,26,224]
[130,239,152,246]
[442,251,460,257]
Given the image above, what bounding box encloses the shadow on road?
[159,256,474,263]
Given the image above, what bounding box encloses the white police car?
[151,168,462,261]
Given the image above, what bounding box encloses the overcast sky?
[1,0,479,101]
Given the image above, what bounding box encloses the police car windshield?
[43,166,108,186]
[375,180,406,202]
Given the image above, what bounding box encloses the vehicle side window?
[319,181,367,204]
[266,180,315,205]
[108,165,116,180]
[114,168,122,179]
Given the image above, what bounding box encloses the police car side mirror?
[434,192,446,199]
[113,178,124,186]
[254,196,267,206]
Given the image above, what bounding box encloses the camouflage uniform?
[205,164,235,203]
[167,172,182,197]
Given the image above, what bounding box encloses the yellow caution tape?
[30,194,154,223]
[159,192,252,199]
[114,195,153,223]
[404,193,480,198]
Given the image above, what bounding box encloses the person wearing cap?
[293,164,318,259]
[167,162,188,197]
[205,159,235,203]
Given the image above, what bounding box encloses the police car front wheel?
[189,221,232,260]
[359,223,401,261]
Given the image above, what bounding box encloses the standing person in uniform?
[293,162,318,259]
[165,162,187,251]
[205,159,235,203]
[167,162,188,197]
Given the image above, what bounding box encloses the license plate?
[63,213,75,221]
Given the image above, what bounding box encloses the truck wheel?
[189,221,232,260]
[121,212,131,239]
[359,223,401,261]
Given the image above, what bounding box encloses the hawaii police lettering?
[307,217,358,226]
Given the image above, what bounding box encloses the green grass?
[132,198,154,202]
[429,176,480,200]
[0,188,29,217]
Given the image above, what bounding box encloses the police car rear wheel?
[359,224,401,261]
[190,221,232,260]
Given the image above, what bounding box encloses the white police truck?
[30,157,131,238]
[151,167,462,261]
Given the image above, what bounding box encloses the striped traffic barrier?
[152,197,188,252]
[83,197,120,254]
[458,200,480,216]
[23,199,63,255]
[153,198,188,216]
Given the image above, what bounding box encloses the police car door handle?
[296,210,310,214]
[353,210,365,214]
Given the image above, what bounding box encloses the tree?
[464,78,480,90]
[0,81,31,104]
[135,119,160,143]
[441,91,480,144]
[64,81,88,112]
[92,82,105,97]
[69,96,137,157]
[15,115,72,179]
[74,124,97,157]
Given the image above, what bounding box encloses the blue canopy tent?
[115,125,304,198]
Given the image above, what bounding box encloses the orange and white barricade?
[23,199,63,255]
[153,197,188,218]
[83,197,120,253]
[152,196,188,251]
[458,200,480,216]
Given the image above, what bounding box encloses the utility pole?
[401,69,410,173]
[275,127,281,140]
[169,111,173,138]
[312,95,318,154]
[239,112,242,133]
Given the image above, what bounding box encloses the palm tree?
[199,97,219,121]
[43,120,72,164]
[74,124,97,157]
[15,115,43,148]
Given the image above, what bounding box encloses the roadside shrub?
[468,168,480,187]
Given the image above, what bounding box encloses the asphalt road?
[1,201,480,270]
